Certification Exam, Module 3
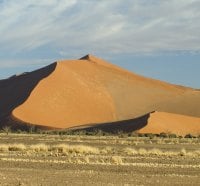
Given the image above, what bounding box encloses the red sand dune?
[0,54,200,134]
[138,111,200,136]
[70,111,200,136]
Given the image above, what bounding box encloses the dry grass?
[123,147,200,157]
[110,156,123,165]
[29,144,49,152]
[0,144,8,151]
[0,143,100,155]
[0,143,26,152]
[0,142,199,158]
[51,144,100,154]
[0,134,200,186]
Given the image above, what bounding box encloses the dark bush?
[2,126,11,135]
[159,132,168,138]
[168,133,177,138]
[144,133,156,139]
[138,133,146,137]
[129,132,139,137]
[184,134,194,138]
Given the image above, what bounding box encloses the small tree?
[29,125,36,134]
[2,126,11,135]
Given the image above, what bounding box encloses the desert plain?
[0,133,200,186]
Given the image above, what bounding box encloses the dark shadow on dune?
[70,113,152,134]
[0,62,57,128]
[1,114,59,131]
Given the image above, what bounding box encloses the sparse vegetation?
[159,132,168,138]
[2,126,11,135]
[1,125,200,141]
[0,141,199,158]
[184,133,195,138]
[0,133,200,185]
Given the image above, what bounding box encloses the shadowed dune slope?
[0,63,56,120]
[68,113,151,133]
[0,54,200,132]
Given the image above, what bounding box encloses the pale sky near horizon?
[0,0,200,88]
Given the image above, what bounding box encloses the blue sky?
[0,0,200,88]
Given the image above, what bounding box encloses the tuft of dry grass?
[138,148,147,155]
[148,148,163,155]
[122,147,200,157]
[0,142,199,159]
[110,156,123,165]
[123,148,138,155]
[8,144,26,151]
[179,148,187,156]
[50,144,100,154]
[0,144,8,151]
[29,144,49,152]
[0,143,100,155]
[66,145,100,154]
[100,146,113,154]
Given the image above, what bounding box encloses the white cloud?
[0,0,200,63]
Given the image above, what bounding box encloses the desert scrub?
[179,148,187,156]
[0,143,199,158]
[49,144,100,155]
[29,144,49,152]
[0,143,100,155]
[110,156,123,165]
[0,144,8,151]
[123,148,138,155]
[122,147,200,157]
[8,144,26,151]
[1,126,11,135]
[100,146,114,154]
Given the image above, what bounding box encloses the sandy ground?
[0,134,199,186]
[1,160,199,186]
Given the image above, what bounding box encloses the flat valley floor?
[0,134,200,185]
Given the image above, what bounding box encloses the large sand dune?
[0,54,200,134]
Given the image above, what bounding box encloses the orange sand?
[0,54,198,134]
[139,111,200,136]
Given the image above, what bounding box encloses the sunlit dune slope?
[0,54,199,131]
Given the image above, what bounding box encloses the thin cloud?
[0,0,200,66]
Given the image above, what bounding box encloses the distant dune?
[69,111,200,136]
[0,54,200,135]
[138,111,200,136]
